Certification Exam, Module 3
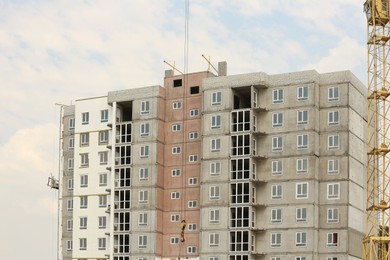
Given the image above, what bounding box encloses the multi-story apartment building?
[58,63,366,260]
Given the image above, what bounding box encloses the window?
[296,183,308,199]
[270,257,281,260]
[100,109,109,122]
[98,238,106,250]
[80,153,89,167]
[171,214,180,222]
[80,174,88,187]
[209,233,220,247]
[187,246,197,254]
[328,87,339,101]
[80,196,88,208]
[210,209,220,224]
[138,235,148,249]
[79,238,87,250]
[297,86,308,100]
[188,200,197,208]
[173,79,182,87]
[328,135,339,150]
[171,192,180,199]
[139,213,148,226]
[296,232,307,247]
[272,160,283,175]
[210,186,220,200]
[140,100,150,115]
[211,115,221,129]
[209,257,219,260]
[99,151,108,165]
[80,217,87,229]
[272,89,283,103]
[327,208,339,223]
[297,134,308,149]
[139,168,149,181]
[67,179,74,190]
[297,110,308,125]
[172,101,182,109]
[271,208,282,223]
[140,145,150,158]
[271,185,282,199]
[272,136,283,151]
[66,240,72,251]
[188,223,197,231]
[270,233,282,247]
[69,118,75,130]
[272,112,283,127]
[210,162,221,176]
[99,195,107,207]
[189,154,198,163]
[170,237,180,244]
[139,190,148,204]
[296,208,307,222]
[188,177,198,185]
[189,131,199,140]
[67,199,73,211]
[211,91,222,105]
[67,219,73,231]
[98,216,106,228]
[327,183,340,199]
[80,133,89,146]
[328,111,339,125]
[327,257,338,260]
[172,146,181,154]
[296,257,306,260]
[140,123,150,137]
[328,159,339,174]
[172,123,182,132]
[297,158,308,173]
[190,86,199,94]
[189,108,199,117]
[99,173,107,186]
[68,158,74,170]
[211,139,221,152]
[82,112,89,125]
[171,169,181,177]
[327,232,338,247]
[68,138,74,150]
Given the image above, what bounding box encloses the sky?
[0,0,367,259]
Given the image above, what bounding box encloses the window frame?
[297,86,308,101]
[172,101,182,109]
[209,186,220,200]
[271,184,282,199]
[328,87,340,102]
[272,112,283,127]
[140,123,150,137]
[189,108,199,117]
[210,162,221,176]
[272,89,284,104]
[297,110,309,125]
[270,233,282,248]
[271,160,283,176]
[296,207,307,222]
[81,112,89,125]
[271,208,282,223]
[327,208,339,223]
[297,134,309,149]
[328,111,340,126]
[327,159,339,174]
[296,158,308,173]
[211,91,222,106]
[328,135,340,150]
[211,115,221,129]
[327,183,340,200]
[296,182,308,199]
[189,131,199,140]
[101,109,108,122]
[211,138,221,152]
[295,232,307,247]
[140,100,150,115]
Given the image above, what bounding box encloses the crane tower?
[363,1,390,260]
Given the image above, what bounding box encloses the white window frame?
[99,131,108,145]
[297,86,308,101]
[296,182,308,199]
[272,112,283,127]
[67,219,73,231]
[189,131,199,140]
[80,174,88,187]
[188,177,198,185]
[327,183,340,199]
[139,190,148,204]
[172,101,182,109]
[188,200,197,208]
[189,154,198,163]
[209,233,220,247]
[297,110,308,125]
[140,145,150,158]
[296,207,307,222]
[81,112,89,125]
[171,169,181,177]
[328,111,339,125]
[297,134,308,149]
[211,138,221,152]
[138,212,148,226]
[272,89,284,104]
[99,151,108,165]
[210,186,220,200]
[69,118,75,130]
[140,123,150,137]
[271,184,282,199]
[68,138,74,150]
[79,238,87,250]
[98,237,106,250]
[138,235,148,249]
[211,115,221,129]
[172,146,181,154]
[328,87,339,102]
[99,173,107,186]
[296,232,307,247]
[188,223,197,231]
[210,162,221,176]
[171,191,180,199]
[98,216,106,229]
[80,217,87,229]
[327,208,339,223]
[68,158,74,170]
[272,136,283,151]
[296,158,308,173]
[139,168,149,181]
[171,214,180,222]
[172,123,182,132]
[272,160,283,175]
[66,240,73,251]
[327,159,339,174]
[67,199,73,211]
[187,246,197,254]
[101,109,108,122]
[210,209,220,224]
[170,237,180,244]
[99,195,107,208]
[271,208,282,223]
[80,133,89,146]
[327,232,339,247]
[140,100,150,115]
[328,135,339,150]
[189,108,199,117]
[67,179,74,191]
[80,196,88,209]
[80,153,89,167]
[211,91,222,106]
[270,233,282,248]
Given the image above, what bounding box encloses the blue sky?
[0,1,366,259]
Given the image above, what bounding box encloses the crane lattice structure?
[364,1,390,260]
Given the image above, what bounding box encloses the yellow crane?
[363,1,390,260]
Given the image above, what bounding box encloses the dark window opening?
[173,79,182,87]
[190,86,199,94]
